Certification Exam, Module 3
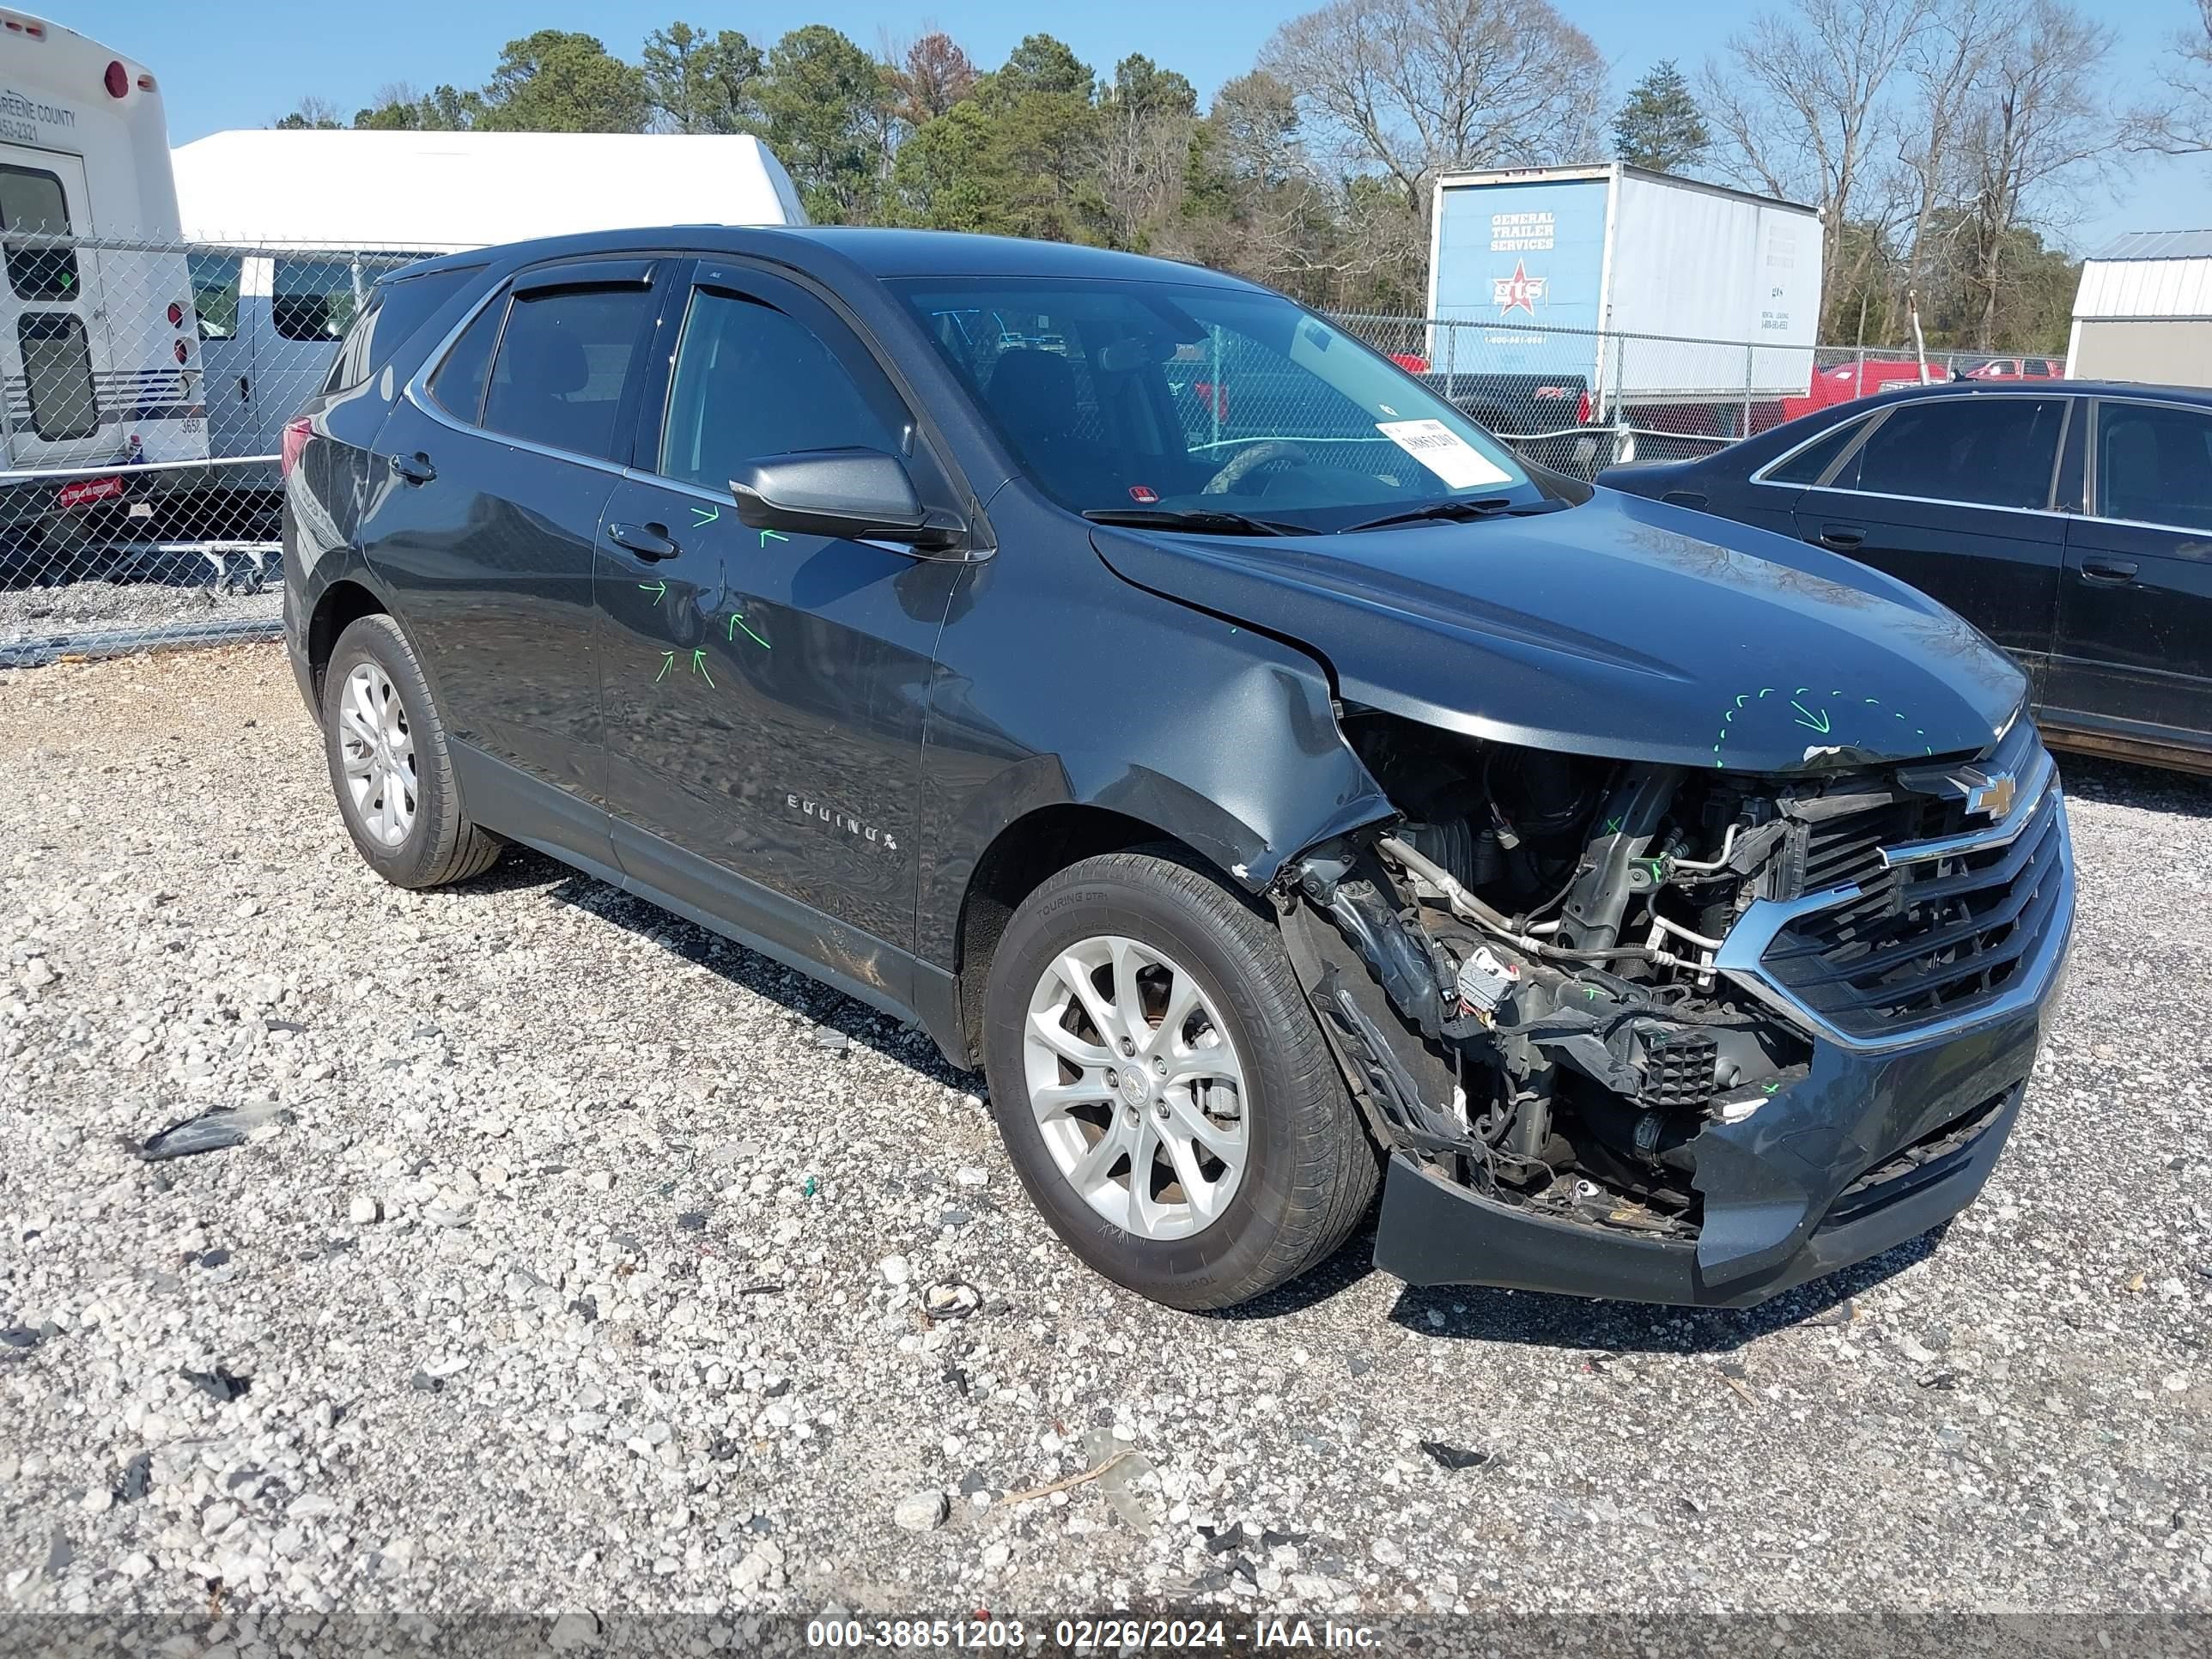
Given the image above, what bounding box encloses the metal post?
[1742,342,1753,438]
[1209,324,1221,449]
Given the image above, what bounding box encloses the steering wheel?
[1200,440,1309,496]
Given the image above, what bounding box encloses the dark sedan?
[1601,380,2212,774]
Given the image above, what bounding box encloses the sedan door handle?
[1815,523,1866,550]
[389,452,436,485]
[607,521,678,562]
[2079,557,2139,585]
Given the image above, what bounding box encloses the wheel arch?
[951,802,1224,1067]
[306,575,389,705]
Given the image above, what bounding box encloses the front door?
[2047,397,2212,748]
[1790,392,2069,692]
[362,257,665,853]
[597,262,965,969]
[0,150,111,468]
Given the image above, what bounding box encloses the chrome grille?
[1759,788,2065,1037]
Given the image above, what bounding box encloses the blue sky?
[40,0,2211,253]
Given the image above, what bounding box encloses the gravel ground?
[0,645,2207,1623]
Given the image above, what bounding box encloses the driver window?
[659,287,902,490]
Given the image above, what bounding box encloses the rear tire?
[322,613,502,889]
[981,847,1378,1310]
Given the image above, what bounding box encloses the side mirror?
[730,448,963,552]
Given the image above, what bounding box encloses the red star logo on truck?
[1492,260,1547,316]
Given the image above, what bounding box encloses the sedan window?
[1827,396,2066,510]
[1762,416,1868,485]
[2096,402,2212,532]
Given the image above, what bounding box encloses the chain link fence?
[0,226,2069,664]
[1328,313,2063,479]
[1,229,428,665]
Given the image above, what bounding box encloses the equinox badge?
[787,793,898,852]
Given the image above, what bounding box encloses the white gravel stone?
[893,1491,950,1532]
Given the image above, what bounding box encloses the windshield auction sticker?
[1375,419,1515,489]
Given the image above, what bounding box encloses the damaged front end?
[1280,706,2074,1308]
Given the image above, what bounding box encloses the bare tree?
[2130,0,2212,154]
[1257,0,1607,217]
[1701,0,1933,332]
[1094,66,1198,251]
[881,28,978,131]
[1894,0,2003,303]
[1956,0,2115,345]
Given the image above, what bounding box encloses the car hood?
[1089,488,2026,775]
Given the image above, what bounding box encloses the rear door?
[2046,397,2212,749]
[596,259,966,962]
[0,152,112,466]
[1790,393,2069,691]
[363,255,666,857]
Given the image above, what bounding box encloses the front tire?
[321,613,502,888]
[981,848,1378,1310]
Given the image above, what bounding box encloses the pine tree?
[1612,60,1710,174]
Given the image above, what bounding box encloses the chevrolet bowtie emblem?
[1966,769,2016,821]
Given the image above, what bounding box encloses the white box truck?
[1419,163,1823,472]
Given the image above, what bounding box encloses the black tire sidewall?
[321,616,454,886]
[982,860,1322,1307]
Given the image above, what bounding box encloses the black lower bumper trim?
[1371,1085,2022,1309]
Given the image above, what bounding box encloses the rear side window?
[479,286,653,461]
[658,289,902,489]
[18,313,99,440]
[325,265,481,392]
[1830,397,2065,509]
[2096,402,2212,532]
[187,252,240,341]
[1764,416,1866,485]
[0,166,79,300]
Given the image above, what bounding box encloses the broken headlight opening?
[1279,706,2051,1248]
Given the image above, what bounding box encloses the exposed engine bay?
[1279,707,1893,1244]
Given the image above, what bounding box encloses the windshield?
[890,276,1542,532]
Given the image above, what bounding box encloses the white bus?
[0,9,207,563]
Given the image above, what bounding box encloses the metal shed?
[2069,230,2212,385]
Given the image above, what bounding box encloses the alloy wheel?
[1022,934,1249,1240]
[337,661,417,848]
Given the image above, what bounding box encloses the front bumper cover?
[1371,791,2075,1310]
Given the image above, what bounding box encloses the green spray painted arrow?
[1790,700,1832,734]
[638,580,667,600]
[690,504,720,526]
[655,650,675,684]
[759,529,789,547]
[726,611,770,649]
[690,648,714,688]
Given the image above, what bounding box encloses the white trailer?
[172,129,810,463]
[1425,164,1822,460]
[0,9,206,520]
